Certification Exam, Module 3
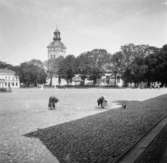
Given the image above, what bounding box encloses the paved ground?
[160,145,167,163]
[118,116,167,163]
[0,88,167,163]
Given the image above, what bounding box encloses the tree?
[28,59,45,69]
[0,61,21,76]
[19,60,47,87]
[145,44,167,86]
[123,57,148,86]
[46,56,64,86]
[108,51,125,86]
[120,44,156,69]
[112,44,159,85]
[76,49,111,85]
[0,61,16,71]
[58,55,77,84]
[76,53,93,85]
[121,44,160,87]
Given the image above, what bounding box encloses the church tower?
[47,28,66,59]
[47,28,66,86]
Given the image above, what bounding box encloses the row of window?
[1,76,19,80]
[0,82,19,87]
[48,48,62,51]
[50,55,56,59]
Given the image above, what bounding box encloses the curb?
[116,116,167,163]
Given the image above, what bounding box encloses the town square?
[0,0,167,162]
[1,88,167,162]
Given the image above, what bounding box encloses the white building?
[100,73,124,87]
[0,69,20,88]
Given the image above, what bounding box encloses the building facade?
[0,69,20,88]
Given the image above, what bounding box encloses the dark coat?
[97,96,105,108]
[48,96,59,108]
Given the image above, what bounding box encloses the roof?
[0,69,15,75]
[54,28,60,34]
[47,40,66,50]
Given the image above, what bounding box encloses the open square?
[1,88,167,162]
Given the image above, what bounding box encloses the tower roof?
[54,28,60,34]
[47,28,66,50]
[47,40,66,49]
[53,28,61,41]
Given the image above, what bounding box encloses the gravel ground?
[0,88,167,163]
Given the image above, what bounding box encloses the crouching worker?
[122,104,127,109]
[48,96,59,110]
[97,96,108,109]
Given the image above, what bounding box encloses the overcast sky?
[0,0,167,65]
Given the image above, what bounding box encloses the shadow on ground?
[24,94,167,163]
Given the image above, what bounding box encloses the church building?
[47,28,67,86]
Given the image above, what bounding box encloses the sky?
[0,0,167,65]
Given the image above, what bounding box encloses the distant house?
[100,72,124,87]
[0,69,20,88]
[72,75,82,85]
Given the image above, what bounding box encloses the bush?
[56,85,119,88]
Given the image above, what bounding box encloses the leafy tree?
[158,45,167,85]
[123,57,148,86]
[112,44,160,85]
[28,59,45,69]
[121,44,160,87]
[76,53,93,85]
[76,49,111,85]
[46,56,64,86]
[145,44,167,86]
[107,51,125,86]
[145,52,159,85]
[0,61,15,70]
[19,61,47,87]
[120,44,158,69]
[58,55,77,84]
[0,61,21,76]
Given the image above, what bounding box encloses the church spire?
[53,28,61,41]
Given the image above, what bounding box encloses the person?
[48,96,59,110]
[97,96,107,108]
[122,104,127,109]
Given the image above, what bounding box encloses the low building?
[100,73,124,87]
[46,77,67,86]
[0,69,20,88]
[72,75,82,85]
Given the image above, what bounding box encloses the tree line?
[0,43,167,87]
